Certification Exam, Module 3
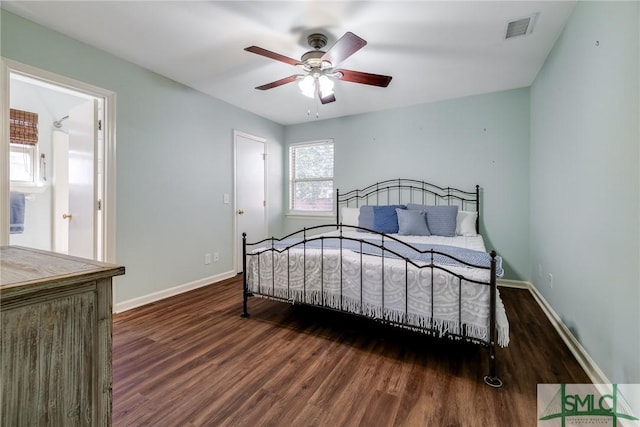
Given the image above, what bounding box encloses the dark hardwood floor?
[112,275,589,426]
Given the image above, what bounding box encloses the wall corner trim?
[114,270,236,313]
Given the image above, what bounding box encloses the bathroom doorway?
[1,59,116,263]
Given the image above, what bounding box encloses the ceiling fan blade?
[320,93,336,104]
[336,69,392,87]
[321,32,367,67]
[255,75,299,90]
[245,46,302,67]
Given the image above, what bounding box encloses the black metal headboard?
[336,178,480,234]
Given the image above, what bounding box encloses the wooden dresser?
[1,246,125,426]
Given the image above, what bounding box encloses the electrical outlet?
[548,273,553,289]
[213,252,219,262]
[204,253,212,265]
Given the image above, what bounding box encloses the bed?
[242,178,508,387]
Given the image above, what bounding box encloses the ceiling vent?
[505,14,538,39]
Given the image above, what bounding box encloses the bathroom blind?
[10,108,39,146]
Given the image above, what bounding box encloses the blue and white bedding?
[267,236,503,278]
[245,230,509,347]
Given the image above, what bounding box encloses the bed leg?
[483,250,502,388]
[241,232,250,318]
[483,346,503,388]
[241,290,250,318]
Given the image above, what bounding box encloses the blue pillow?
[425,205,458,237]
[358,206,375,230]
[372,205,406,234]
[396,208,431,236]
[407,204,458,237]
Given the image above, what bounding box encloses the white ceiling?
[2,1,576,125]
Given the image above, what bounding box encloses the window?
[9,108,39,185]
[10,144,37,183]
[289,140,334,212]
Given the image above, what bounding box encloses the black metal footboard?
[241,224,504,388]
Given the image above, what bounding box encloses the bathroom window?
[10,144,37,183]
[9,108,39,185]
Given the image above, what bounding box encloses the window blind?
[289,140,334,211]
[10,108,39,146]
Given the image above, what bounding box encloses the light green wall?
[530,1,639,383]
[1,10,285,303]
[284,88,531,281]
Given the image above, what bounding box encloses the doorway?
[1,59,116,263]
[233,130,267,273]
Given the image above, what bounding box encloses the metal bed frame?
[241,178,503,387]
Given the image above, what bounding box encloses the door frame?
[0,58,117,266]
[233,129,267,273]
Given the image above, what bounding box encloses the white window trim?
[9,142,50,196]
[285,211,335,219]
[9,143,38,183]
[288,139,335,216]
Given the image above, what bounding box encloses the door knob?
[237,209,245,215]
[62,213,73,220]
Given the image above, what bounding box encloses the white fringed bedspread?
[245,232,509,347]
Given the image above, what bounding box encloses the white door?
[234,131,266,273]
[52,130,70,253]
[67,99,97,259]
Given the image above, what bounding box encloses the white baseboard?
[114,270,236,313]
[497,279,530,289]
[524,281,610,385]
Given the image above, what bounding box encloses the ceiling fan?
[245,32,392,104]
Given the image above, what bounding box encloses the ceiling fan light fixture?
[298,75,316,98]
[318,74,334,97]
[246,31,392,106]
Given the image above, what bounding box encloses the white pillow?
[456,210,478,236]
[340,207,360,226]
